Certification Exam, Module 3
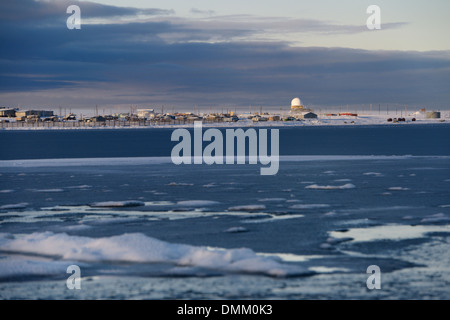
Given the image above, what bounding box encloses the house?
[297,112,318,119]
[16,110,54,118]
[0,108,16,117]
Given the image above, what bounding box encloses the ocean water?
[0,124,449,299]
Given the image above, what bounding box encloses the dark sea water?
[0,124,449,300]
[1,124,449,160]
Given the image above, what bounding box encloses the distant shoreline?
[1,118,448,131]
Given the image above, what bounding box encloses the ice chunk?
[0,232,309,277]
[290,204,330,209]
[89,200,145,208]
[0,203,29,210]
[168,182,194,186]
[228,205,266,211]
[305,183,355,190]
[388,187,410,191]
[257,198,286,202]
[177,200,220,206]
[224,227,249,233]
[420,213,450,224]
[363,172,383,176]
[31,189,65,193]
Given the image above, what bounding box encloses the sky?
[0,0,449,113]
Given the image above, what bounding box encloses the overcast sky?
[1,0,449,112]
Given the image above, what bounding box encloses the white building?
[137,109,155,119]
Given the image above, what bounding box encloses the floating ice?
[329,224,450,242]
[257,198,286,202]
[388,187,410,191]
[168,182,194,186]
[202,183,217,188]
[31,189,65,193]
[0,190,15,193]
[0,203,29,210]
[420,213,450,224]
[224,227,249,233]
[66,185,92,189]
[228,205,266,211]
[176,200,220,207]
[0,255,82,279]
[0,232,309,277]
[89,201,145,208]
[289,204,330,209]
[363,172,383,176]
[305,183,355,190]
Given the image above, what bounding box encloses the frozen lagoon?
[0,125,449,299]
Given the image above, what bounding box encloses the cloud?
[190,8,216,16]
[0,0,174,23]
[0,0,448,110]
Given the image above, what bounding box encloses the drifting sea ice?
[0,203,29,210]
[228,205,267,211]
[305,183,356,190]
[176,200,220,207]
[0,232,310,277]
[89,200,145,208]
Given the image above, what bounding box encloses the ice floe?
[388,187,410,191]
[0,203,29,210]
[257,198,286,202]
[420,213,450,224]
[168,182,194,186]
[363,172,383,176]
[289,204,331,209]
[176,200,220,207]
[228,205,266,211]
[329,224,450,242]
[31,189,65,193]
[0,232,310,277]
[305,183,356,190]
[89,201,145,208]
[224,227,249,233]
